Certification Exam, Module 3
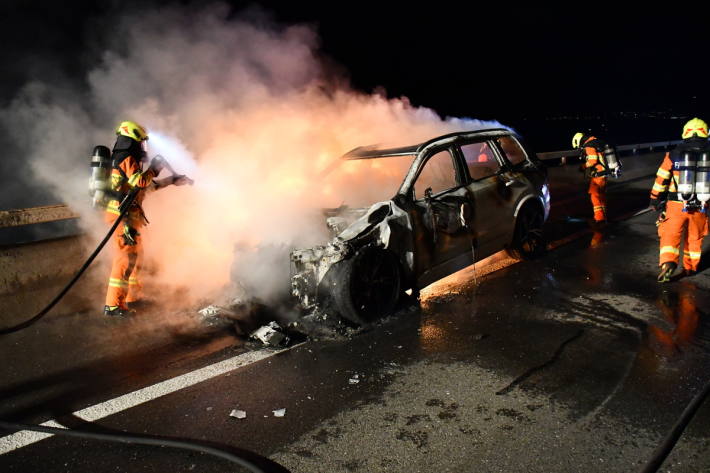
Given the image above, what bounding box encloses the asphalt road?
[1,152,710,472]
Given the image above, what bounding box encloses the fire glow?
[4,4,508,306]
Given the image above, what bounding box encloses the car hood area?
[290,199,413,311]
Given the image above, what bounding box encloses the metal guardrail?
[0,140,683,230]
[536,140,682,161]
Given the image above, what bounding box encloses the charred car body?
[290,129,550,325]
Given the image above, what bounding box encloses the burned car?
[290,129,550,325]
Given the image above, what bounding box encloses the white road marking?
[0,346,296,454]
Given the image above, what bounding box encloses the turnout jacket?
[581,136,607,176]
[104,136,156,228]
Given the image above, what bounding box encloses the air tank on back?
[677,151,697,202]
[89,145,112,209]
[602,143,621,176]
[696,150,710,204]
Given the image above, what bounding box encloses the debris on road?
[229,409,247,419]
[273,408,286,417]
[349,374,360,384]
[197,305,236,328]
[288,310,356,341]
[250,321,290,347]
[198,305,223,317]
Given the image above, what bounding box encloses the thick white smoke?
[0,3,506,307]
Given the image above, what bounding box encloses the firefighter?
[572,132,608,225]
[649,117,710,283]
[104,121,190,317]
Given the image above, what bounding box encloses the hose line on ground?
[0,421,272,473]
[0,190,139,335]
[640,378,710,473]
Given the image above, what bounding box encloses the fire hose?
[0,155,194,335]
[0,421,276,473]
[0,169,283,471]
[640,378,710,472]
[0,188,140,335]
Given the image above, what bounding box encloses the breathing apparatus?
[88,145,113,208]
[675,148,710,212]
[600,142,622,178]
[673,118,710,212]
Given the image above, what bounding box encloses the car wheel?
[331,245,401,325]
[509,204,546,260]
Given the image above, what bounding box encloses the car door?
[458,139,519,258]
[408,147,475,288]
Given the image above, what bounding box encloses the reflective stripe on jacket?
[582,136,607,175]
[650,153,678,201]
[104,155,156,223]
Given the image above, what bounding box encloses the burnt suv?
[290,129,550,324]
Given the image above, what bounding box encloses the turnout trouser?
[588,176,607,222]
[105,226,144,309]
[657,201,708,271]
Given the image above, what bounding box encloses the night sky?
[1,1,708,148]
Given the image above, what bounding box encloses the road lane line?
[0,346,298,454]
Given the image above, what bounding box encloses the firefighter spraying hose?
[0,121,193,334]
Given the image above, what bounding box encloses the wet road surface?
[1,152,710,472]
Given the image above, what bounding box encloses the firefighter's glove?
[149,156,166,175]
[649,198,663,212]
[656,211,668,227]
[122,225,139,246]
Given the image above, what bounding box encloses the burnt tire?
[330,245,401,325]
[509,204,546,260]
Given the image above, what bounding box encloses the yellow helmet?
[116,120,149,142]
[681,117,708,139]
[572,132,585,149]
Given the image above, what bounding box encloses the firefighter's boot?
[657,262,677,283]
[104,305,133,318]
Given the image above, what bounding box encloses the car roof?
[342,128,512,160]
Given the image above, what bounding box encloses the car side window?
[414,150,457,200]
[461,142,501,181]
[496,136,527,166]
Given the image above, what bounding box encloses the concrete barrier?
[0,235,106,323]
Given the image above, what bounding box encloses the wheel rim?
[517,209,544,256]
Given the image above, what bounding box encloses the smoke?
[0,2,506,307]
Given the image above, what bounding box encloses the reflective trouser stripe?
[660,246,680,256]
[108,278,128,288]
[683,250,702,260]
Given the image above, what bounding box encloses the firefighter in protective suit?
[650,118,710,282]
[104,121,190,317]
[573,132,608,225]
